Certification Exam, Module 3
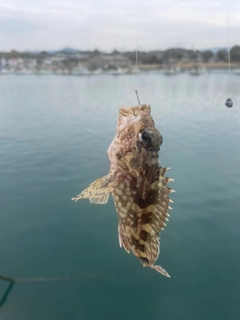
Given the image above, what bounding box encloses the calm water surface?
[0,72,240,320]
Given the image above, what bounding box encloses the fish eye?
[141,131,151,141]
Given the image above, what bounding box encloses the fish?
[72,104,174,277]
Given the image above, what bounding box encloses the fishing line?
[225,0,240,124]
[135,89,141,105]
[135,14,139,74]
[0,275,89,283]
[0,270,135,308]
[135,1,140,103]
[226,0,231,99]
[0,270,134,284]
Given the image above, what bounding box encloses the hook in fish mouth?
[119,104,151,117]
[117,104,153,132]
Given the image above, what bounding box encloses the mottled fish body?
[72,104,174,277]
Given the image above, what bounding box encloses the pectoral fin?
[72,174,115,204]
[90,194,109,204]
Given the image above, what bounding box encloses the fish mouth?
[119,104,151,117]
[117,104,151,132]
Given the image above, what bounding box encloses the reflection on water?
[0,73,240,320]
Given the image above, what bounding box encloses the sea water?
[0,72,240,320]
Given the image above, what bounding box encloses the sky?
[0,0,240,52]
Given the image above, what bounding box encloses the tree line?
[1,46,240,64]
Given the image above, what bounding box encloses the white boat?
[128,67,140,74]
[62,69,71,75]
[72,70,90,75]
[72,66,93,75]
[164,66,181,75]
[53,69,63,75]
[35,70,52,75]
[16,69,33,75]
[0,69,13,75]
[233,69,240,75]
[109,67,128,75]
[89,68,102,75]
[189,66,206,75]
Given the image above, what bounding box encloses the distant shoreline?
[139,62,239,70]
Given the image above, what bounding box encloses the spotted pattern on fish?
[72,104,174,277]
[112,166,173,275]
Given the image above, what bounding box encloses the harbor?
[1,47,240,75]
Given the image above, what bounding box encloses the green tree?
[112,49,120,55]
[9,50,20,58]
[216,49,227,62]
[201,50,214,62]
[187,50,198,62]
[230,45,240,62]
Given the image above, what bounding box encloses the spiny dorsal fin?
[138,166,174,270]
[118,224,131,253]
[155,166,174,232]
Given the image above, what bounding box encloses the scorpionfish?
[72,104,174,277]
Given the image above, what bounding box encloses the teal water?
[0,73,240,320]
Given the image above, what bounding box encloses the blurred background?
[0,1,240,319]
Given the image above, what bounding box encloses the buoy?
[225,98,233,108]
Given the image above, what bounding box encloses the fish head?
[108,104,163,176]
